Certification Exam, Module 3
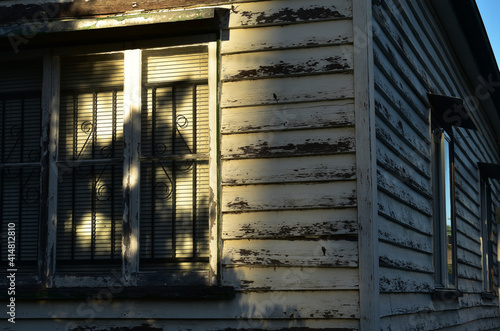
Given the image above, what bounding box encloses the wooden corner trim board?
[353,0,380,329]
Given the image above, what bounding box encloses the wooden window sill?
[481,291,497,301]
[0,286,235,301]
[431,288,463,300]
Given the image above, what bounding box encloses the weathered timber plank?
[387,0,457,96]
[222,46,353,81]
[373,17,435,97]
[378,191,432,235]
[376,122,429,178]
[459,278,487,295]
[375,91,429,157]
[456,225,480,254]
[228,0,352,27]
[380,307,459,331]
[221,73,354,108]
[222,154,356,185]
[378,216,432,254]
[17,291,360,320]
[221,99,354,134]
[379,293,433,318]
[455,188,480,220]
[375,2,452,97]
[222,181,356,212]
[377,167,432,216]
[222,128,355,160]
[374,84,428,143]
[455,206,480,235]
[379,242,433,274]
[377,144,431,196]
[222,239,358,267]
[17,319,361,331]
[458,262,482,282]
[457,246,481,270]
[221,19,353,54]
[222,208,357,239]
[379,268,433,293]
[222,266,359,291]
[374,62,428,123]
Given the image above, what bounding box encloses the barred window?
[0,59,43,274]
[0,43,216,289]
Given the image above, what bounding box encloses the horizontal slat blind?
[0,59,43,272]
[140,46,210,270]
[57,54,124,272]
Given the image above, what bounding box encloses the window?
[0,59,43,274]
[479,162,500,296]
[432,127,457,289]
[0,43,218,290]
[480,177,494,293]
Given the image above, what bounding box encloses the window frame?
[480,176,494,294]
[431,124,458,290]
[478,162,500,297]
[0,38,221,291]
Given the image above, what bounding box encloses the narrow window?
[479,162,500,296]
[432,127,457,288]
[481,177,494,292]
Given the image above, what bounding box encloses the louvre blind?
[0,59,43,272]
[140,46,210,270]
[57,53,124,272]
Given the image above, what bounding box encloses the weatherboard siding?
[219,0,360,328]
[374,0,500,330]
[0,0,362,329]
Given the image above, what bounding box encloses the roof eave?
[429,0,500,146]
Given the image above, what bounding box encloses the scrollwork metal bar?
[91,92,98,259]
[151,87,157,258]
[171,86,177,259]
[72,94,78,160]
[71,94,77,260]
[111,90,117,258]
[91,165,96,260]
[192,84,197,258]
[18,97,25,260]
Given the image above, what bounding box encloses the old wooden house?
[1,0,500,329]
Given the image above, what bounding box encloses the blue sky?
[476,0,500,68]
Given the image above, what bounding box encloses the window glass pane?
[0,59,43,272]
[140,46,210,271]
[57,54,124,272]
[443,133,455,286]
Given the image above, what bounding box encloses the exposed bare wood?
[221,19,353,54]
[222,266,359,290]
[222,128,355,160]
[222,154,356,185]
[222,181,357,212]
[222,239,358,267]
[221,99,355,134]
[222,208,357,239]
[228,0,352,28]
[221,73,354,108]
[222,46,353,81]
